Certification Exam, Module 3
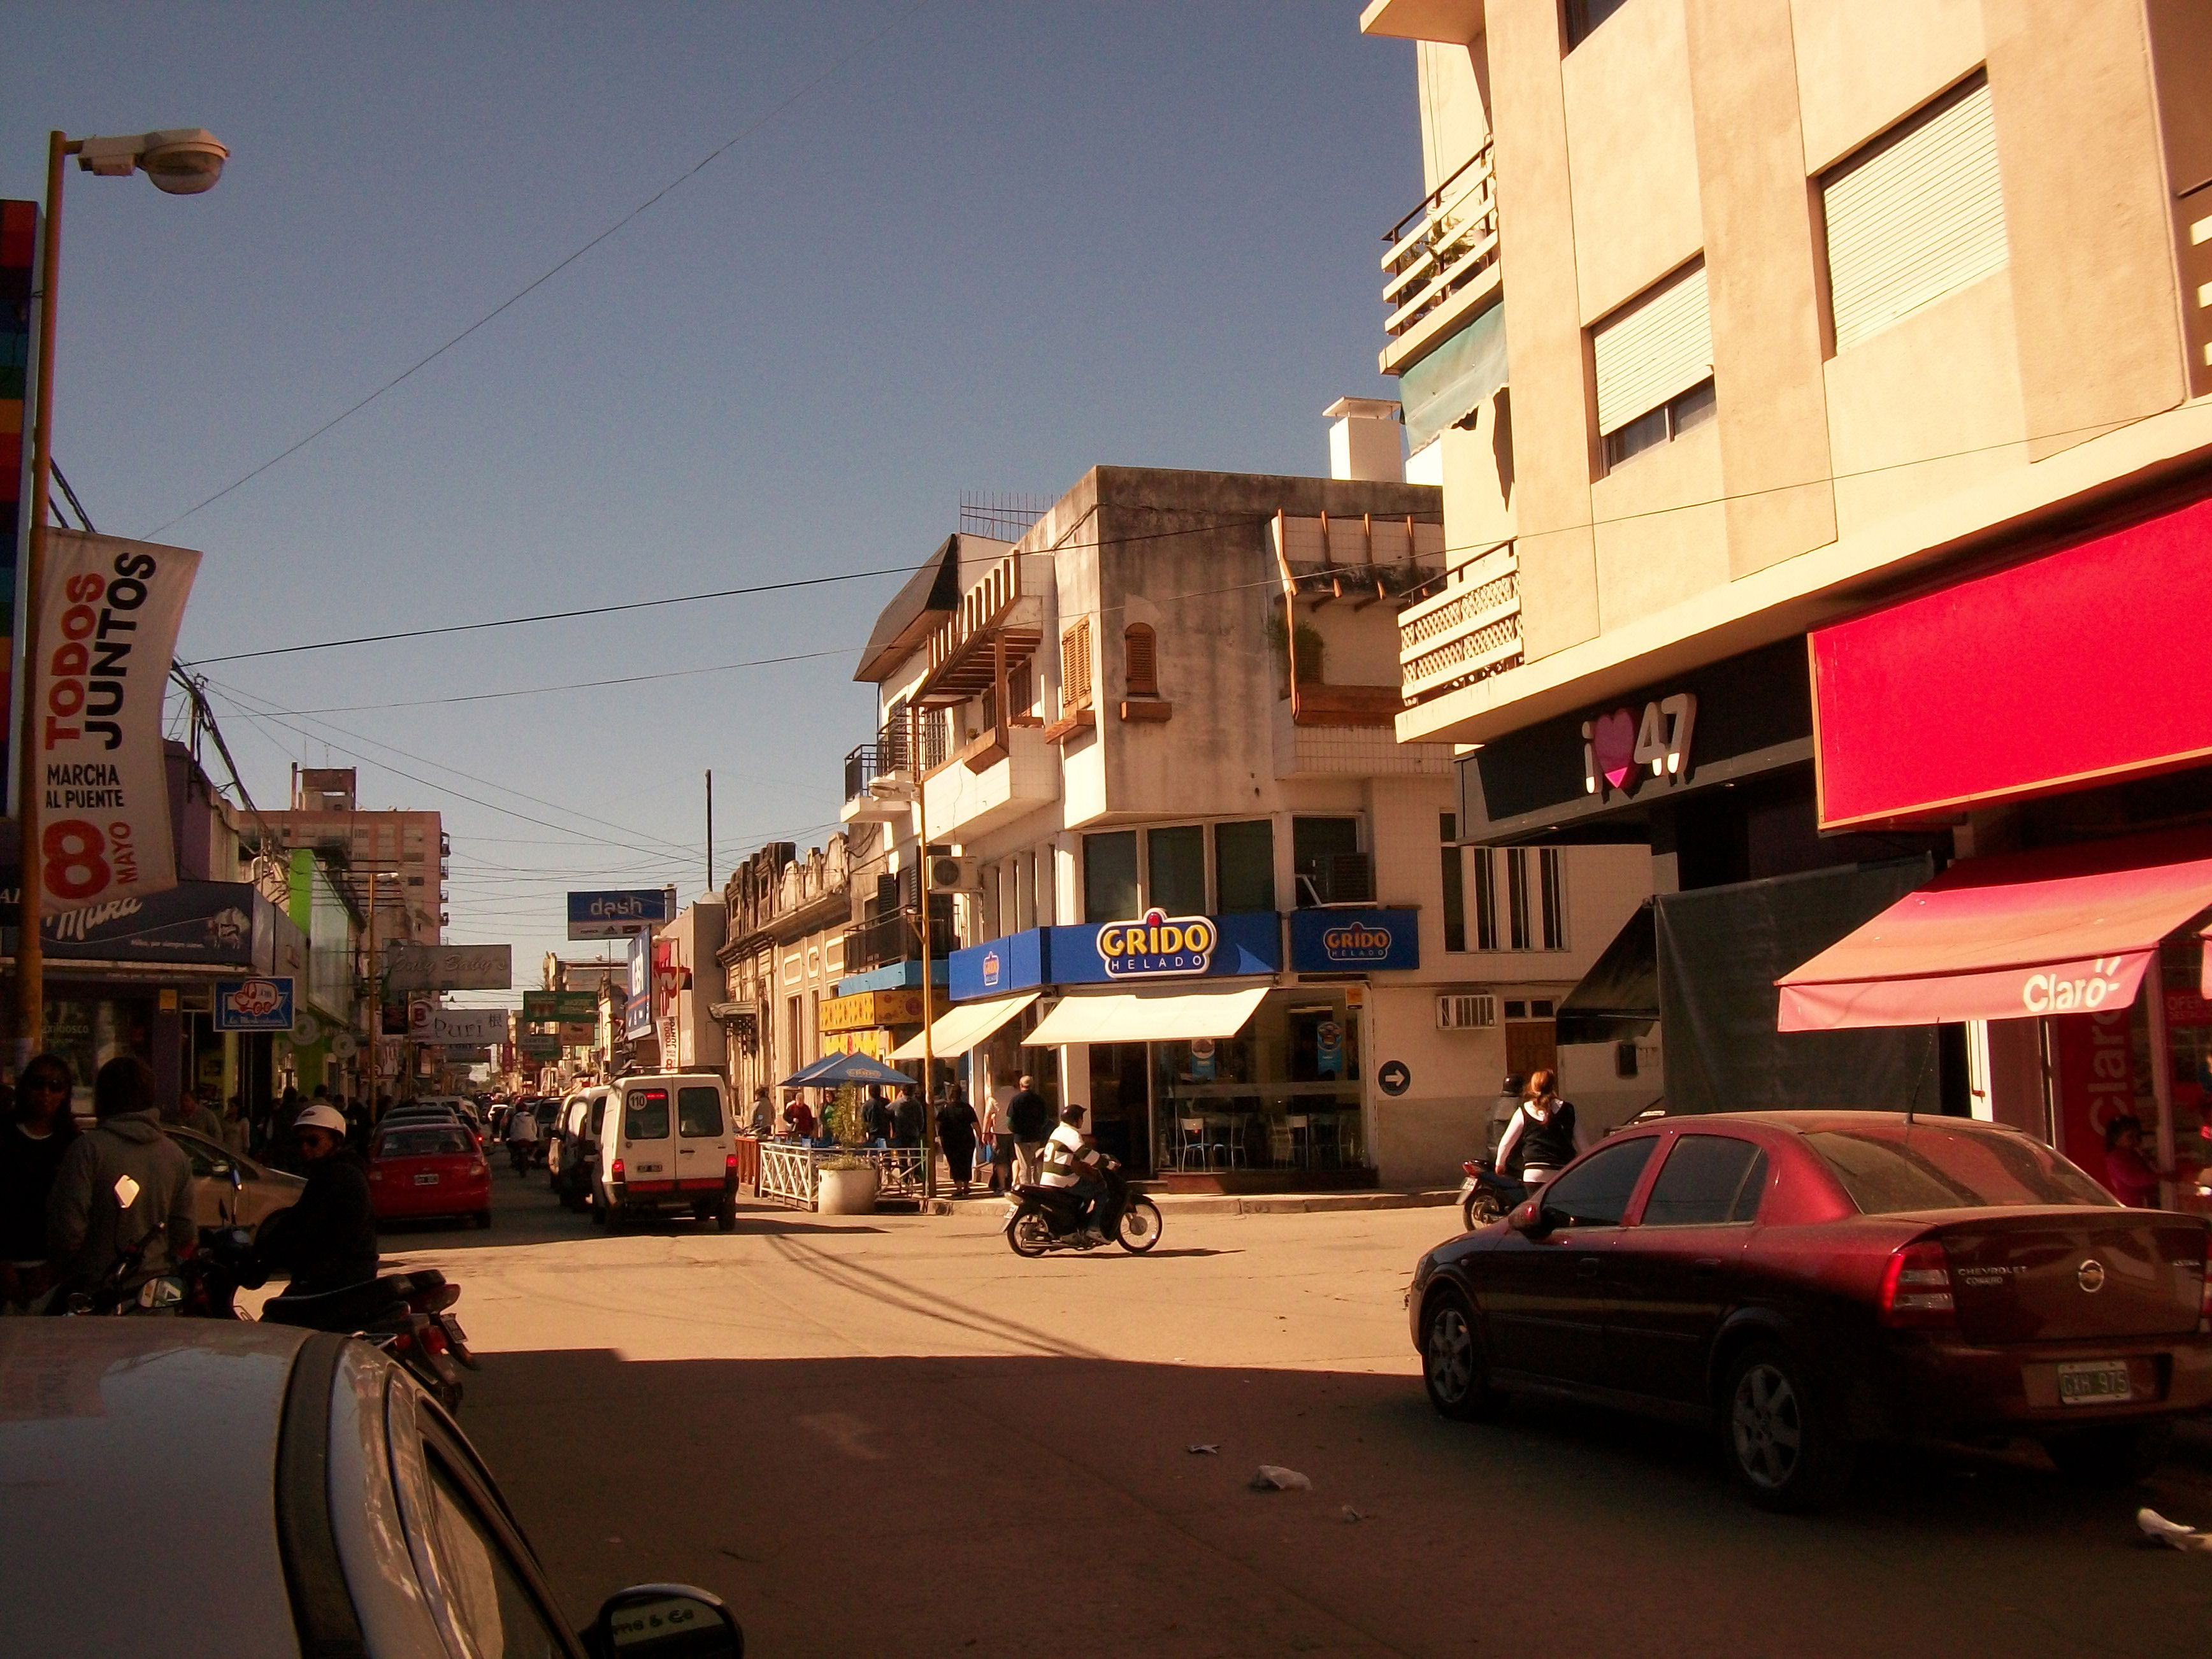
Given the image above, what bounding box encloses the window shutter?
[1823,75,2006,353]
[1123,624,1158,696]
[1061,620,1093,710]
[1591,260,1713,436]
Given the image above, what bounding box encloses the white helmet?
[295,1103,348,1136]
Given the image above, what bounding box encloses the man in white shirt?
[1040,1103,1109,1247]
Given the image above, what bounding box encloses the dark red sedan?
[1409,1112,2212,1509]
[368,1121,492,1229]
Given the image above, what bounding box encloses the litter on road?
[2138,1509,2212,1552]
[1250,1465,1312,1491]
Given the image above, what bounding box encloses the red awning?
[1776,830,2212,1032]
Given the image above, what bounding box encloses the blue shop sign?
[949,928,1049,1002]
[213,977,295,1033]
[1288,907,1420,973]
[946,912,1282,1002]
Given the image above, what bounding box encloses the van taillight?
[726,1153,738,1173]
[610,1158,624,1182]
[1879,1240,1956,1328]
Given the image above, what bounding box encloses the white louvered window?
[1823,73,2007,354]
[1591,259,1714,442]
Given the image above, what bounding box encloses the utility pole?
[364,870,378,1126]
[909,702,937,1202]
[705,770,714,891]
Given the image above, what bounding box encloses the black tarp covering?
[1556,900,1657,1044]
[1655,858,1938,1116]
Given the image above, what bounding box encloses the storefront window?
[1083,832,1138,923]
[1147,826,1206,915]
[41,996,152,1114]
[1214,820,1275,914]
[1149,988,1364,1174]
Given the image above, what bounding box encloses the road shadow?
[460,1349,2212,1659]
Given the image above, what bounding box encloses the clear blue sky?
[2,3,1421,998]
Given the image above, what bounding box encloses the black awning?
[1556,899,1656,1045]
[854,536,964,682]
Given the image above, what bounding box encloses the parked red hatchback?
[1409,1112,2212,1509]
[370,1121,492,1230]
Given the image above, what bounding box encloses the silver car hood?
[0,1321,310,1657]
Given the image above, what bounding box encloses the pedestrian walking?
[47,1056,195,1295]
[748,1086,773,1138]
[863,1088,895,1147]
[984,1075,1016,1195]
[0,1054,79,1312]
[892,1086,924,1149]
[166,1083,226,1145]
[220,1094,252,1156]
[937,1084,979,1197]
[1006,1073,1051,1188]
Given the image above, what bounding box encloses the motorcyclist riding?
[505,1100,541,1171]
[257,1102,379,1298]
[1039,1103,1112,1248]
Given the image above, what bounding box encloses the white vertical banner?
[31,529,201,917]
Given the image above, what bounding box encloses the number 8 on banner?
[43,819,110,902]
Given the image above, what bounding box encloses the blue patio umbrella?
[777,1051,915,1090]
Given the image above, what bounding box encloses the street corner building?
[1359,0,2212,1198]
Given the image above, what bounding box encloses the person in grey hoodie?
[48,1056,195,1293]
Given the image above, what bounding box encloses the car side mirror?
[1509,1198,1555,1239]
[587,1584,743,1658]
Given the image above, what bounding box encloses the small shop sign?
[213,976,294,1032]
[820,988,926,1033]
[1288,908,1419,973]
[1097,910,1218,979]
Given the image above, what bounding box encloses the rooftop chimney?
[1323,397,1404,483]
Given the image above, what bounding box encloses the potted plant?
[817,1153,880,1214]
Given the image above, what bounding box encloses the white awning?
[887,992,1040,1062]
[1026,984,1270,1047]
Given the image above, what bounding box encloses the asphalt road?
[380,1164,2212,1658]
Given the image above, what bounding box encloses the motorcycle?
[1004,1163,1163,1257]
[1458,1160,1528,1231]
[507,1137,540,1175]
[259,1263,477,1412]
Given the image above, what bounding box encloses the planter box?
[817,1165,882,1215]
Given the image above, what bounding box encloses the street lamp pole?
[11,126,227,1070]
[15,131,72,1072]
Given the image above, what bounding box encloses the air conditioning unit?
[925,853,982,894]
[1437,993,1497,1031]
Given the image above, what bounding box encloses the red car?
[1409,1112,2212,1510]
[369,1121,492,1230]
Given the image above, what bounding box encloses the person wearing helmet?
[1040,1103,1113,1247]
[255,1101,378,1295]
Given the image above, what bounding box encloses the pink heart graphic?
[1593,709,1636,789]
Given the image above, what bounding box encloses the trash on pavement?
[1186,1443,1219,1455]
[1339,1505,1365,1523]
[1250,1465,1312,1491]
[2138,1509,2212,1551]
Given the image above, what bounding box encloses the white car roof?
[0,1322,312,1655]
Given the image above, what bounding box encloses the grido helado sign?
[31,531,201,918]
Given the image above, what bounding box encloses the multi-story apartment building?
[845,464,1649,1189]
[1363,0,2212,1193]
[717,832,874,1107]
[253,768,446,949]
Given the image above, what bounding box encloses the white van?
[589,1072,737,1230]
[548,1086,610,1211]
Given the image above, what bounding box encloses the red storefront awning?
[1776,830,2212,1032]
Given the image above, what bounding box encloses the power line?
[271,646,854,714]
[142,0,935,540]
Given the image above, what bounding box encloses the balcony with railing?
[843,907,956,974]
[1398,538,1523,710]
[913,549,1045,710]
[1379,138,1499,375]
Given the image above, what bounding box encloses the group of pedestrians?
[740,1072,1058,1201]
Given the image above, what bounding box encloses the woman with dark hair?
[936,1083,980,1198]
[0,1054,79,1311]
[2103,1114,2165,1208]
[1494,1066,1578,1188]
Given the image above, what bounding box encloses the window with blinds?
[1591,259,1713,438]
[1822,73,2007,354]
[1060,619,1093,711]
[1123,624,1158,697]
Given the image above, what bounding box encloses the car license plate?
[441,1314,470,1347]
[414,1173,440,1186]
[2057,1360,2132,1406]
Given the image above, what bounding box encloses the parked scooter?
[1458,1160,1528,1231]
[1005,1164,1164,1256]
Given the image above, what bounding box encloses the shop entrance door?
[1088,1042,1152,1175]
[1505,1019,1557,1082]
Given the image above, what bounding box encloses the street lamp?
[14,127,229,1066]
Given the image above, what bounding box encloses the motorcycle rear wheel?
[1464,1191,1502,1230]
[1006,1202,1053,1258]
[1117,1197,1165,1254]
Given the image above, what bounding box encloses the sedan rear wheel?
[1422,1291,1502,1422]
[1724,1342,1852,1512]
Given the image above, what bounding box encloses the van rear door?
[675,1081,731,1200]
[619,1084,677,1198]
